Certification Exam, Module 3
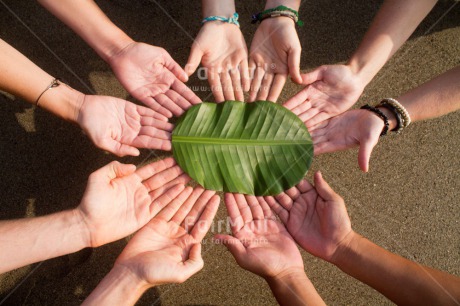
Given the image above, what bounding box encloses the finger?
[256,73,273,101]
[358,136,379,173]
[220,70,235,101]
[300,66,324,85]
[148,174,191,201]
[224,193,244,233]
[274,192,294,211]
[136,105,168,122]
[190,195,220,241]
[164,52,189,82]
[283,88,310,111]
[139,126,170,140]
[171,79,202,105]
[313,141,341,156]
[245,195,264,220]
[135,157,176,180]
[288,47,302,84]
[150,184,185,217]
[234,193,253,224]
[154,93,184,117]
[180,189,216,229]
[308,120,329,132]
[305,112,333,128]
[239,59,250,92]
[249,66,264,102]
[140,117,174,132]
[230,67,244,101]
[285,186,301,201]
[144,96,173,118]
[132,136,171,151]
[185,46,204,76]
[214,234,247,259]
[314,171,340,201]
[298,107,320,124]
[267,74,287,103]
[290,99,312,116]
[100,138,140,157]
[180,243,204,280]
[256,196,274,219]
[143,164,184,190]
[172,187,206,224]
[263,196,289,224]
[156,187,193,221]
[295,179,315,193]
[208,69,225,102]
[165,90,193,114]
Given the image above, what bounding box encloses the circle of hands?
[75,15,387,292]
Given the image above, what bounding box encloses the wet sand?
[0,0,459,305]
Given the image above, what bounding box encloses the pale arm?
[333,232,460,306]
[0,209,88,274]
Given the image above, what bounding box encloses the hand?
[215,194,303,279]
[310,109,383,172]
[186,22,250,102]
[114,187,220,287]
[77,157,190,247]
[284,64,365,127]
[77,95,174,157]
[249,18,302,102]
[108,42,201,118]
[264,172,352,262]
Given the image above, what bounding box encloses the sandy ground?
[0,0,459,305]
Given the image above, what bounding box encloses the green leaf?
[172,101,313,196]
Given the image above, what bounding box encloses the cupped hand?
[249,18,302,102]
[77,157,190,247]
[311,109,383,172]
[284,64,365,127]
[186,22,249,102]
[264,172,352,262]
[77,95,174,157]
[215,194,303,279]
[114,187,220,286]
[108,42,201,118]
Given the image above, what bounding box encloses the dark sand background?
[0,0,459,305]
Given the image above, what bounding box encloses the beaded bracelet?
[361,104,389,137]
[380,98,411,128]
[202,12,240,27]
[36,78,61,107]
[376,103,402,133]
[252,5,304,26]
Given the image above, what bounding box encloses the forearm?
[0,39,83,122]
[202,0,236,17]
[333,232,460,305]
[266,269,325,306]
[38,0,133,62]
[83,265,149,306]
[265,0,301,10]
[348,0,437,86]
[0,209,89,274]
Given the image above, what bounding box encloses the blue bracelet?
[201,12,240,27]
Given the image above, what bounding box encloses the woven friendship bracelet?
[361,104,389,137]
[252,5,304,26]
[35,78,61,107]
[380,98,411,128]
[202,12,240,27]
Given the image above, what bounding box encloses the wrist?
[376,105,398,131]
[330,230,362,267]
[265,267,307,286]
[264,0,300,10]
[347,58,376,90]
[100,31,135,65]
[72,208,92,249]
[38,82,85,123]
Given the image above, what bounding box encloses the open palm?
[77,95,173,156]
[115,187,219,286]
[109,42,201,118]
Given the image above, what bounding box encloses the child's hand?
[265,172,353,263]
[186,22,250,102]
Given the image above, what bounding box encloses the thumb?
[358,136,379,172]
[163,51,189,82]
[300,66,324,85]
[185,46,204,77]
[180,243,204,281]
[314,171,340,201]
[288,47,302,84]
[214,234,246,260]
[103,161,137,181]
